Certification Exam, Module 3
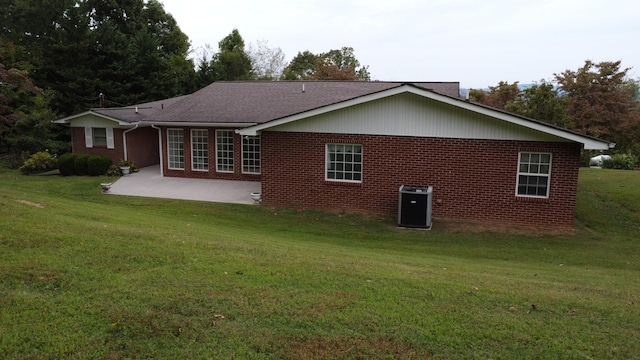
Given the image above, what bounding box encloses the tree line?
[1,0,638,167]
[469,60,640,155]
[0,0,369,166]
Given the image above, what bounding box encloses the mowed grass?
[0,168,639,359]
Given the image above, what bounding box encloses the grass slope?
[0,168,639,359]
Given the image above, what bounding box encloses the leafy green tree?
[473,81,520,110]
[555,60,640,152]
[316,47,370,81]
[281,47,370,81]
[0,40,67,164]
[5,0,195,115]
[506,80,567,127]
[282,51,318,80]
[210,29,252,81]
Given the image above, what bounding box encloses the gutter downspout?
[151,125,164,177]
[122,122,140,161]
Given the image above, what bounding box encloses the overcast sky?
[160,0,639,89]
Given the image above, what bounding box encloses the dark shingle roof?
[91,95,187,123]
[144,81,460,125]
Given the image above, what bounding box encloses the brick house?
[55,81,613,227]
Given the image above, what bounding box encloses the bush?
[602,152,640,170]
[58,153,77,176]
[19,151,58,174]
[117,159,138,173]
[73,154,90,176]
[87,155,112,176]
[106,164,123,177]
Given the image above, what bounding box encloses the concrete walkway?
[106,165,261,205]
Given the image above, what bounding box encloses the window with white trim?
[326,144,362,182]
[242,135,260,174]
[167,129,184,170]
[191,129,209,171]
[216,130,234,172]
[516,152,552,197]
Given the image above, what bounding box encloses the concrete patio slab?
[106,165,261,205]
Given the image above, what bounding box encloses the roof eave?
[52,110,136,126]
[143,121,258,128]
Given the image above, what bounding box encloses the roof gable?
[238,84,613,150]
[145,81,460,125]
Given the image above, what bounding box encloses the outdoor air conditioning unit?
[397,185,433,229]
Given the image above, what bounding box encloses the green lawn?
[1,168,639,359]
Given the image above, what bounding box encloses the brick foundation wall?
[261,132,581,227]
[159,127,260,181]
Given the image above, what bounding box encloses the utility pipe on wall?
[151,124,164,177]
[122,122,140,161]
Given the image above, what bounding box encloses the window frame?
[191,129,209,171]
[242,135,261,174]
[216,129,234,173]
[325,143,363,183]
[167,128,185,170]
[516,151,552,198]
[92,128,107,147]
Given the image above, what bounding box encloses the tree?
[281,47,370,81]
[0,40,67,163]
[282,51,318,80]
[5,0,196,115]
[472,81,521,110]
[555,60,640,152]
[316,47,370,81]
[210,29,252,81]
[506,80,567,127]
[246,40,287,80]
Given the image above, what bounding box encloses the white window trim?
[515,151,552,198]
[85,127,114,149]
[106,128,114,149]
[167,128,184,170]
[242,135,261,175]
[216,129,234,173]
[191,129,209,172]
[325,143,363,183]
[84,127,93,148]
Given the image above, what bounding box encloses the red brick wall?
[261,132,581,227]
[71,126,159,167]
[126,127,159,168]
[159,127,260,181]
[71,127,125,164]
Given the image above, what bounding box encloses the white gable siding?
[267,93,565,143]
[68,114,129,128]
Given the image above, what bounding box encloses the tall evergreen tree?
[210,29,253,81]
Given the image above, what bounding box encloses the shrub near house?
[57,153,112,176]
[19,151,58,174]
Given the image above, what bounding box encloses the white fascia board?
[143,121,257,128]
[239,85,613,150]
[53,110,134,126]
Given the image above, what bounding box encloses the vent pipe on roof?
[135,106,139,113]
[302,83,305,93]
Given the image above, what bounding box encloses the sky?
[160,0,639,89]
